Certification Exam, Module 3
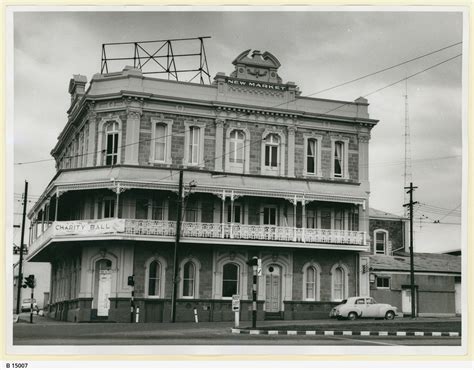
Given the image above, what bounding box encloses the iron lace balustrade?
[28,219,367,254]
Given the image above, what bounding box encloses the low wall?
[108,298,266,323]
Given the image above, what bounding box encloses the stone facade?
[29,49,378,323]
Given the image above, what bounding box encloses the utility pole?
[16,181,28,314]
[171,170,184,323]
[403,182,418,318]
[403,78,412,217]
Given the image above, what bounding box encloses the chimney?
[68,74,87,106]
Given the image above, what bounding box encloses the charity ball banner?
[53,219,125,236]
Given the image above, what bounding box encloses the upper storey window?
[261,130,285,176]
[184,121,206,168]
[265,134,279,168]
[105,122,119,165]
[154,124,166,161]
[331,138,349,179]
[189,126,200,164]
[225,127,250,174]
[229,130,245,164]
[98,117,122,166]
[374,229,388,255]
[304,135,322,177]
[150,118,173,165]
[334,141,344,177]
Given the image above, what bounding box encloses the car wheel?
[385,310,395,320]
[348,312,358,320]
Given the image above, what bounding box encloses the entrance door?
[402,288,417,316]
[265,265,281,312]
[95,259,112,317]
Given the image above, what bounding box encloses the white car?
[21,298,39,313]
[329,296,398,320]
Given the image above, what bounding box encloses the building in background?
[13,260,51,311]
[368,208,461,317]
[26,47,379,322]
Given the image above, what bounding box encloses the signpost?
[232,294,240,328]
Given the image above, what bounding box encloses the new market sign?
[225,77,289,91]
[54,219,125,236]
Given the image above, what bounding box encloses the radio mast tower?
[403,78,412,217]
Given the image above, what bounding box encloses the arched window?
[154,123,167,162]
[148,260,161,297]
[334,141,344,178]
[229,130,245,164]
[306,138,317,174]
[188,126,201,165]
[104,121,119,165]
[374,229,388,255]
[333,267,344,300]
[264,134,280,168]
[331,138,349,179]
[331,264,349,301]
[306,266,316,299]
[179,257,201,298]
[302,262,321,301]
[182,261,195,298]
[222,263,239,298]
[184,121,205,167]
[144,256,167,298]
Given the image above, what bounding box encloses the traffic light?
[127,275,135,286]
[246,256,259,266]
[22,274,35,289]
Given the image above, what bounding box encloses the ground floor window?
[331,264,349,301]
[306,266,316,299]
[376,277,390,289]
[148,260,161,296]
[222,263,239,297]
[182,261,195,298]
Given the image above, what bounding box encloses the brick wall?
[292,249,358,301]
[369,218,405,254]
[76,109,363,182]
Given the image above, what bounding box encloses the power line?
[308,41,462,96]
[364,54,461,98]
[14,43,462,167]
[19,48,463,211]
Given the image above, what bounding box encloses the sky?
[9,7,465,254]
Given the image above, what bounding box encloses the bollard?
[135,306,140,323]
[234,311,239,328]
[193,307,199,323]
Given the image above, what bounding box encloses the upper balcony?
[27,218,368,262]
[26,166,370,262]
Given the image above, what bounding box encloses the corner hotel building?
[27,49,378,322]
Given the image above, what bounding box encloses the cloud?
[10,9,465,253]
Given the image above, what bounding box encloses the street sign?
[13,245,28,255]
[232,294,240,312]
[257,258,262,276]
